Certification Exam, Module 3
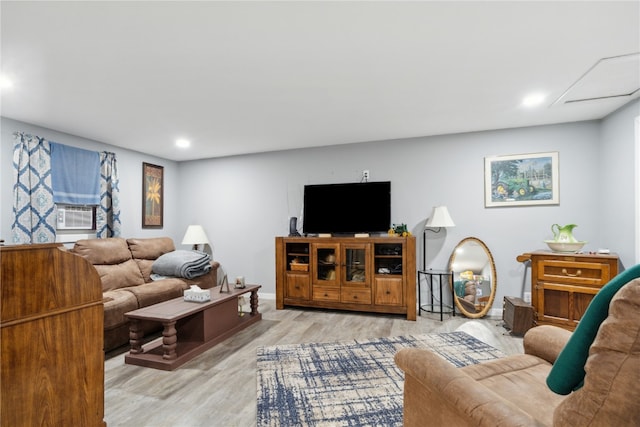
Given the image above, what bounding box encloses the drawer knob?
[562,268,582,277]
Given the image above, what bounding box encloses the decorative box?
[184,285,211,303]
[290,262,309,272]
[503,296,534,335]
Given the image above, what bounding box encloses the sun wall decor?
[142,162,163,228]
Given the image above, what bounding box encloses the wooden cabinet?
[517,251,620,330]
[276,236,416,320]
[1,244,105,427]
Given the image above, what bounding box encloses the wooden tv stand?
[275,236,416,320]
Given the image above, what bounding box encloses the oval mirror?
[448,237,497,318]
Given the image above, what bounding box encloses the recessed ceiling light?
[176,138,190,148]
[522,93,546,108]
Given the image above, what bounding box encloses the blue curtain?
[11,132,56,243]
[97,151,121,238]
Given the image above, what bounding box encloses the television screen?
[302,181,391,234]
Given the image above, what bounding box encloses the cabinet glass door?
[313,243,340,286]
[342,244,369,286]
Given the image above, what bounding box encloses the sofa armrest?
[208,261,220,288]
[523,325,572,365]
[395,348,542,427]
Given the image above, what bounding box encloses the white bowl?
[544,240,587,253]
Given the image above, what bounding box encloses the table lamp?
[423,206,455,270]
[182,225,210,251]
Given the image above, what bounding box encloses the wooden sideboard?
[517,251,620,331]
[1,243,106,427]
[276,236,416,320]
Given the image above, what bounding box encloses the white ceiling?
[1,1,639,161]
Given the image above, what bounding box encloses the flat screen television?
[302,181,391,235]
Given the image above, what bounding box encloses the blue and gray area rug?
[256,331,505,426]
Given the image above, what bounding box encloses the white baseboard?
[488,307,503,318]
[259,292,276,300]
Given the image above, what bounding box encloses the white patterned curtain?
[11,133,57,244]
[96,151,121,238]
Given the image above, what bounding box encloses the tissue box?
[184,287,211,303]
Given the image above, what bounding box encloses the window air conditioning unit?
[56,205,95,230]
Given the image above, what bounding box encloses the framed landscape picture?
[484,152,559,207]
[142,162,163,228]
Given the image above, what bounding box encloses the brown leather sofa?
[71,237,220,352]
[395,275,640,426]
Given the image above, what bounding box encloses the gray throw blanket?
[152,250,212,279]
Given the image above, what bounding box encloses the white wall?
[178,119,616,307]
[0,117,183,243]
[599,100,640,267]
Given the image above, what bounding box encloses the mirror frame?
[448,237,497,319]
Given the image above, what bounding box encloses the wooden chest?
[503,296,534,335]
[517,251,619,331]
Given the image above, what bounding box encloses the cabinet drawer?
[537,260,612,286]
[286,274,310,300]
[313,286,340,302]
[374,277,403,306]
[341,288,372,305]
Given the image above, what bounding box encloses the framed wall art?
[484,151,559,207]
[142,162,163,228]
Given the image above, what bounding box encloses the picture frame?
[142,162,164,228]
[484,151,559,207]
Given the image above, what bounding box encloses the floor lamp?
[423,206,455,270]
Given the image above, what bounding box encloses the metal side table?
[418,269,455,321]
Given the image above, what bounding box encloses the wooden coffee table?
[124,284,261,370]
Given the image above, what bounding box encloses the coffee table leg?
[250,290,259,316]
[129,319,144,354]
[162,320,178,360]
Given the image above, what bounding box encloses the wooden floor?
[104,299,524,427]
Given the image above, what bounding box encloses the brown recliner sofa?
[72,237,220,352]
[395,272,640,426]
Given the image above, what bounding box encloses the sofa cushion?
[547,263,640,394]
[127,237,175,259]
[462,354,566,426]
[127,237,176,282]
[73,237,132,265]
[553,278,640,426]
[93,259,145,292]
[103,290,139,330]
[123,279,189,308]
[72,237,145,292]
[135,259,156,283]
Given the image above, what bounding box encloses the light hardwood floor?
[104,299,524,427]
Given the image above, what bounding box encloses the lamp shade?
[182,225,210,246]
[425,206,455,228]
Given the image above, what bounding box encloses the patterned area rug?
[256,331,505,426]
